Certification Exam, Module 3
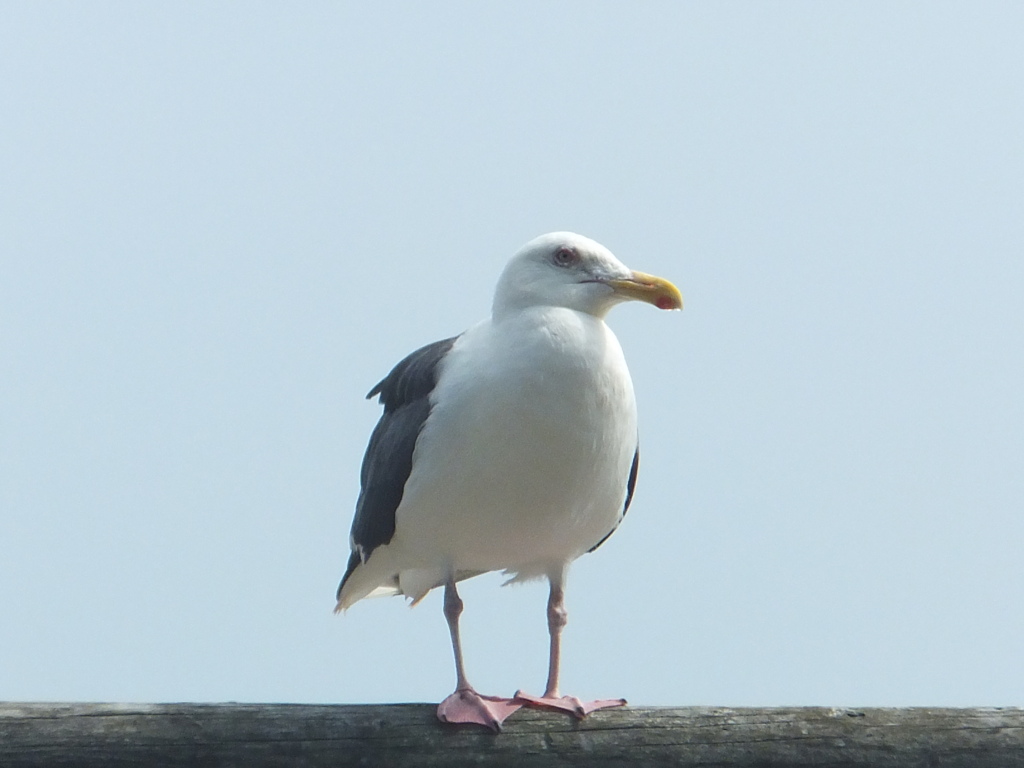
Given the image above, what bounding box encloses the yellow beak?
[605,271,683,310]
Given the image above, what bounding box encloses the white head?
[492,232,682,320]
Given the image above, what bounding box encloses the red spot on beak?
[656,295,675,310]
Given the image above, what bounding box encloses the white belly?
[389,307,638,589]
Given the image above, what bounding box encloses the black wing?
[587,444,639,554]
[337,336,459,599]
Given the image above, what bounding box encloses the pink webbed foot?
[437,689,523,732]
[513,690,627,719]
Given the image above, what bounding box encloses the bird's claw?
[437,689,523,732]
[513,690,627,719]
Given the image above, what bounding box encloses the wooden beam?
[2,703,1023,767]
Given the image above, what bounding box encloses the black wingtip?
[336,550,361,603]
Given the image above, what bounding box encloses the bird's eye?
[552,246,579,268]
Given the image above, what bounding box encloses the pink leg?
[514,579,626,719]
[436,580,522,731]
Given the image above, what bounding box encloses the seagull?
[335,232,682,731]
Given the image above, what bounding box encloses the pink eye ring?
[553,246,579,267]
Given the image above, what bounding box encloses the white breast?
[388,306,638,596]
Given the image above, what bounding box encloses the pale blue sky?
[2,3,1022,708]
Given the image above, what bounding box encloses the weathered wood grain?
[2,703,1022,768]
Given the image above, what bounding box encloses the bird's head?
[492,232,683,319]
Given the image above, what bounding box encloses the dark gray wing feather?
[337,336,459,599]
[587,444,639,554]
